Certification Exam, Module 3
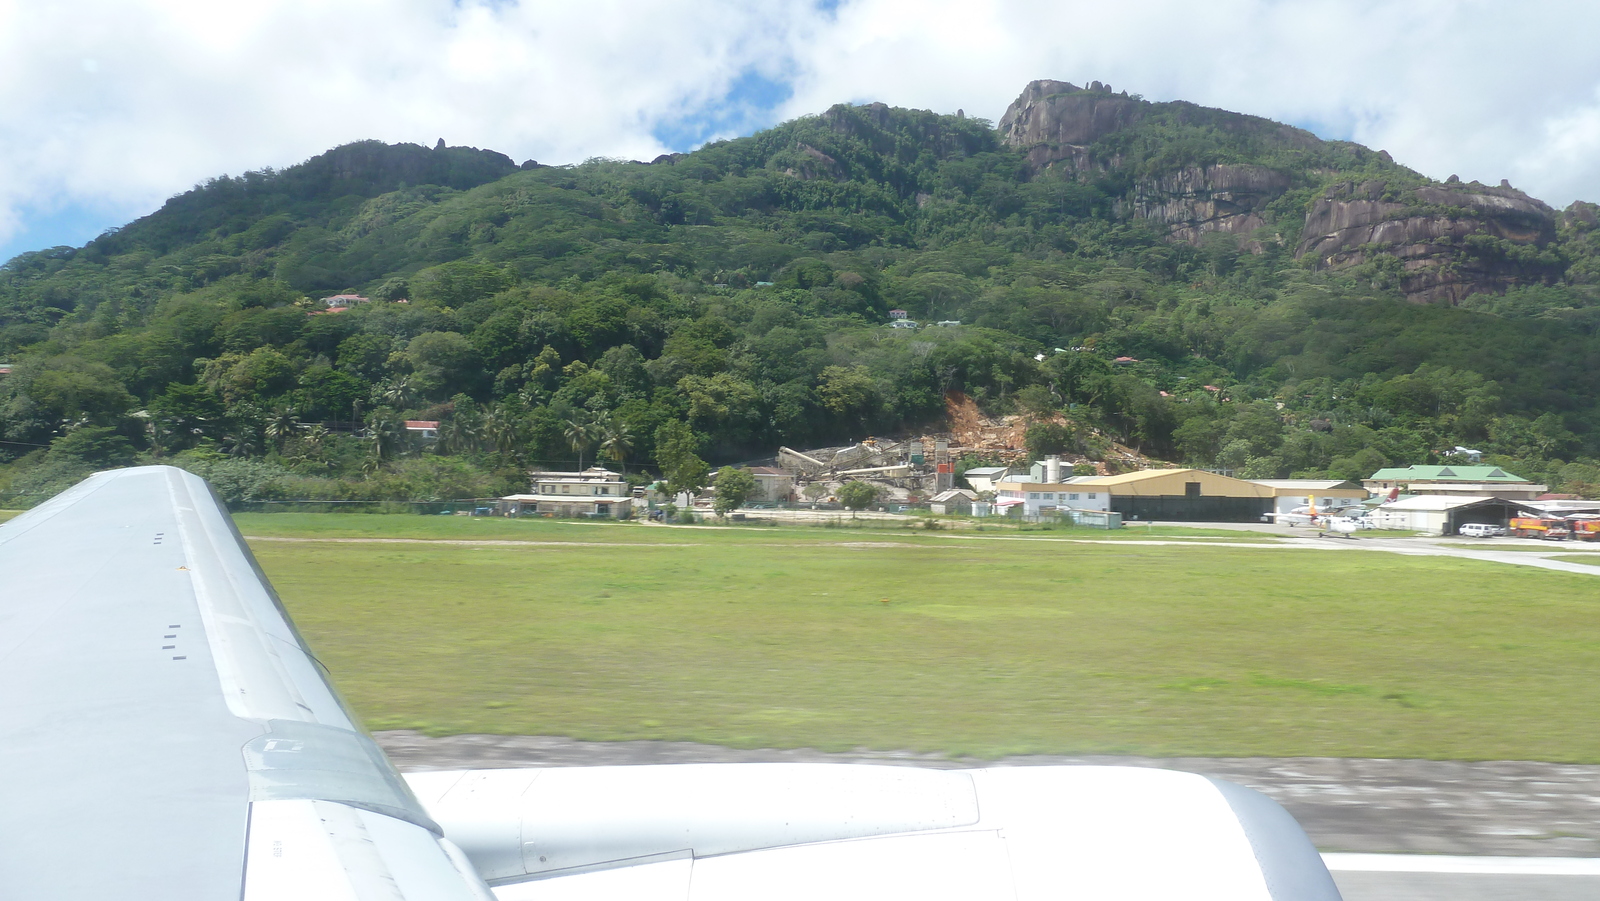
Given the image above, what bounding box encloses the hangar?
[1079,469,1275,522]
[1369,495,1540,536]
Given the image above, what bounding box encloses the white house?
[962,466,1010,493]
[993,478,1111,518]
[500,467,633,518]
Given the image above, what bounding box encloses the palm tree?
[367,409,405,461]
[376,377,417,410]
[264,407,300,452]
[440,407,485,455]
[563,411,596,471]
[485,403,521,457]
[597,412,634,473]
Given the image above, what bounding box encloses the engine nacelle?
[406,764,1341,900]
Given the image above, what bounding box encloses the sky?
[2,0,1599,263]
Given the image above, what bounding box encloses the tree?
[563,411,596,470]
[654,420,709,501]
[366,407,405,462]
[597,412,634,472]
[149,383,224,451]
[802,482,829,507]
[49,426,136,466]
[837,480,879,517]
[440,397,486,455]
[264,407,301,452]
[712,466,757,517]
[1024,421,1076,460]
[484,402,521,458]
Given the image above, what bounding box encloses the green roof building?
[1364,465,1545,501]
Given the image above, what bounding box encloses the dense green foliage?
[4,97,1600,505]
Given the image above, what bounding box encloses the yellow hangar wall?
[1083,469,1274,498]
[1078,469,1273,522]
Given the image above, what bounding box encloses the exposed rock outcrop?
[995,79,1566,303]
[1130,164,1293,248]
[998,80,1144,151]
[1298,181,1560,303]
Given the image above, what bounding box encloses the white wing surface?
[0,466,492,899]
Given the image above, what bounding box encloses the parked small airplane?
[0,467,1342,900]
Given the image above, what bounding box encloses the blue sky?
[2,0,1598,266]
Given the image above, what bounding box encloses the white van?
[1458,523,1500,538]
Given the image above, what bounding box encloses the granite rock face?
[1298,181,1560,304]
[1131,164,1294,249]
[998,80,1144,150]
[996,79,1564,303]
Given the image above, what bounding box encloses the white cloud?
[1,0,1598,257]
[781,0,1600,208]
[0,0,810,251]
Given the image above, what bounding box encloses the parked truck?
[1510,516,1572,540]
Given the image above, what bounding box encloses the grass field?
[237,513,1600,761]
[0,510,19,524]
[1549,555,1600,567]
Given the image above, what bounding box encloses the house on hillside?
[498,467,633,518]
[1364,465,1545,501]
[322,293,370,310]
[404,420,439,439]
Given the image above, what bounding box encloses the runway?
[1327,855,1600,900]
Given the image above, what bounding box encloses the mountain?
[999,79,1572,303]
[2,80,1600,505]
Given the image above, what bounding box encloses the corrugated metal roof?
[1367,465,1530,483]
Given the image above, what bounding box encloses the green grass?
[244,514,1600,761]
[0,510,20,524]
[1549,555,1600,567]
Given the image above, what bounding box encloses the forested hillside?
[3,81,1600,505]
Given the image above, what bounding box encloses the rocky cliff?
[997,79,1566,303]
[1297,180,1561,303]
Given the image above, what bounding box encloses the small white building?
[962,466,1011,493]
[993,479,1111,518]
[929,488,978,515]
[746,466,795,504]
[404,420,439,439]
[1251,479,1369,516]
[500,467,633,518]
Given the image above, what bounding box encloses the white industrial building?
[1368,495,1537,536]
[1251,479,1369,516]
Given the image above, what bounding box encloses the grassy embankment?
[239,513,1600,761]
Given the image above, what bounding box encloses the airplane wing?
[0,466,493,899]
[1,465,1342,900]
